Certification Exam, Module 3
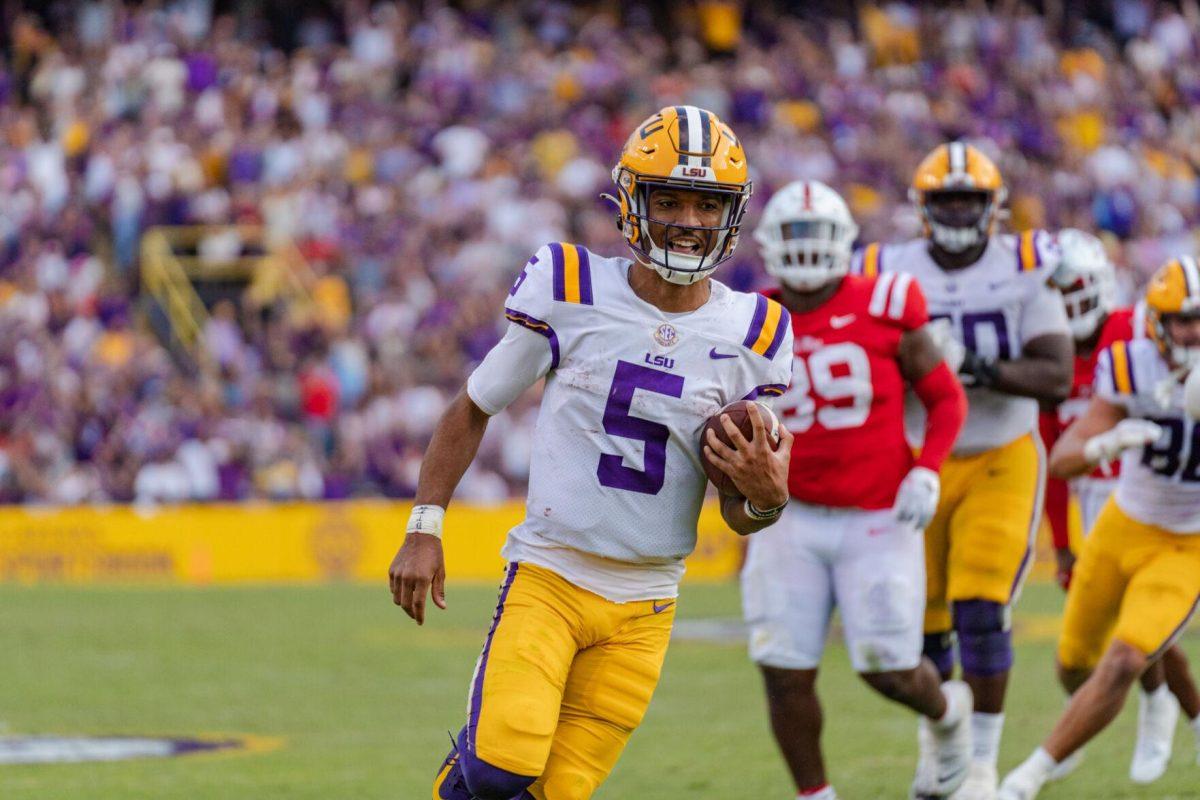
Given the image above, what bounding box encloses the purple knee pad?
[457,728,537,800]
[923,631,955,677]
[953,600,1013,677]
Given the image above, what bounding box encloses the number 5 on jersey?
[779,342,873,432]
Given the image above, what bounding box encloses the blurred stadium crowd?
[2,0,1200,505]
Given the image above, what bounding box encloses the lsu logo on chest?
[644,353,675,370]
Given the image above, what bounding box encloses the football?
[700,400,782,496]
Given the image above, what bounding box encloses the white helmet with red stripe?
[1051,228,1115,340]
[755,180,859,291]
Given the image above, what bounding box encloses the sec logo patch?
[653,323,679,348]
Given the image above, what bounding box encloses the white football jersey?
[1096,338,1200,533]
[467,242,793,601]
[854,231,1070,455]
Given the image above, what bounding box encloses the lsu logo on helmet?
[909,142,1007,255]
[607,105,752,285]
[1145,255,1200,368]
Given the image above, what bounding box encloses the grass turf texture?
[1,580,1198,799]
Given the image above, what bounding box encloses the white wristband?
[407,504,446,539]
[744,498,786,521]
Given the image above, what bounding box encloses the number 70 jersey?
[855,232,1069,455]
[469,243,793,585]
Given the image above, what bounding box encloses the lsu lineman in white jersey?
[853,142,1075,800]
[857,230,1068,455]
[999,256,1200,800]
[472,241,793,601]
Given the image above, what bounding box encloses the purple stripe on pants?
[467,562,520,753]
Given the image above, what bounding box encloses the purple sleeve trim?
[504,308,561,370]
[742,383,788,400]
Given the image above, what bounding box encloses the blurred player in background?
[388,106,794,800]
[743,180,970,800]
[855,143,1074,800]
[1039,232,1200,784]
[999,257,1200,799]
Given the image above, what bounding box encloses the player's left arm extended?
[389,322,552,624]
[968,332,1074,403]
[705,404,795,535]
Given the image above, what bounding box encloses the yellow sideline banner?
[0,500,745,586]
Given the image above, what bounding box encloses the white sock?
[972,712,1005,765]
[797,785,837,800]
[934,683,967,729]
[1026,746,1058,776]
[1142,683,1171,704]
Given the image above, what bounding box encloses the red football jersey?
[1038,308,1135,547]
[768,273,928,510]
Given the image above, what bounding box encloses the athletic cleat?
[911,681,974,799]
[1045,748,1083,781]
[1130,686,1179,783]
[997,760,1046,800]
[911,716,940,798]
[950,760,997,800]
[432,731,469,800]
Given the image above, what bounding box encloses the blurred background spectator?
[2,0,1200,505]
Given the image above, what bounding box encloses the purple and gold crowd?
[1,0,1199,504]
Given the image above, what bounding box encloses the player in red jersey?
[1038,230,1200,785]
[742,180,970,800]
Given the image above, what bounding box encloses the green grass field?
[2,579,1198,799]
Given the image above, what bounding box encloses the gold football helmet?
[1145,255,1200,368]
[609,105,752,285]
[909,142,1007,255]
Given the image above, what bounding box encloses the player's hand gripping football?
[389,531,446,625]
[703,403,793,509]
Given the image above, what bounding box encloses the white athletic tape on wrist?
[407,505,446,539]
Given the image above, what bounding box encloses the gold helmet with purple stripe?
[608,106,752,285]
[1146,255,1200,368]
[909,141,1007,256]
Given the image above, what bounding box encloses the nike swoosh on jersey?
[709,348,737,360]
[830,314,857,328]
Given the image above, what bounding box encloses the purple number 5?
[597,360,685,495]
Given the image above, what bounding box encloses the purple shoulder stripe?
[549,242,566,302]
[742,294,769,348]
[763,306,789,359]
[574,245,594,305]
[504,308,560,370]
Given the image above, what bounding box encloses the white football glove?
[893,466,941,529]
[925,318,965,373]
[1082,419,1164,468]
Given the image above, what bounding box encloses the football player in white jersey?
[389,106,794,800]
[998,257,1200,799]
[855,142,1073,800]
[1040,235,1200,785]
